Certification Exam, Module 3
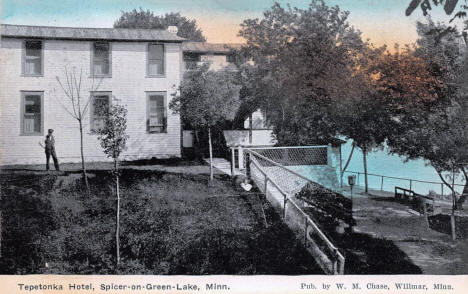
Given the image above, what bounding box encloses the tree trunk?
[281,105,285,143]
[341,143,355,176]
[208,128,213,181]
[0,210,2,258]
[193,130,201,159]
[451,211,456,241]
[0,185,2,258]
[451,165,456,241]
[115,159,121,266]
[363,147,368,193]
[456,183,468,209]
[249,113,253,145]
[436,169,456,195]
[456,168,467,209]
[79,121,90,197]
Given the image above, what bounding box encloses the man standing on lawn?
[39,129,60,171]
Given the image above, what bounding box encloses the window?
[21,91,43,135]
[90,93,111,132]
[147,92,166,133]
[23,40,43,76]
[92,42,111,76]
[147,44,165,76]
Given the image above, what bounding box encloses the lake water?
[341,140,465,195]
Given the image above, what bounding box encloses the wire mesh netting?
[247,147,327,196]
[246,147,345,274]
[251,146,328,166]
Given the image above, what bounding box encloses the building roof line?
[182,41,243,54]
[1,24,185,42]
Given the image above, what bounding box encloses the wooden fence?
[245,148,345,275]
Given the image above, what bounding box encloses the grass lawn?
[0,169,323,274]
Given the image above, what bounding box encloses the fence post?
[238,146,244,170]
[441,184,444,197]
[332,249,338,274]
[246,151,251,178]
[410,179,413,191]
[304,217,308,247]
[264,175,268,194]
[231,147,235,176]
[339,257,345,275]
[422,198,429,228]
[357,173,360,186]
[283,194,287,219]
[327,143,333,167]
[381,176,384,191]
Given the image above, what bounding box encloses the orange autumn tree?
[384,22,467,239]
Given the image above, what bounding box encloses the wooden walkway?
[204,157,243,176]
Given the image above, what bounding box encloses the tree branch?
[74,69,82,120]
[55,76,71,99]
[56,75,79,120]
[65,67,78,118]
[341,141,355,174]
[436,168,455,194]
[461,166,467,181]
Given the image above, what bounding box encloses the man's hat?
[48,129,54,133]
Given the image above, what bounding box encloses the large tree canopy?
[114,9,206,42]
[237,1,467,194]
[238,0,368,145]
[170,64,240,129]
[385,20,468,207]
[170,64,241,180]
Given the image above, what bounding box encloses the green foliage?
[296,183,355,229]
[406,0,462,17]
[0,171,322,274]
[170,64,241,130]
[383,21,468,204]
[0,187,58,273]
[366,42,453,155]
[96,103,129,161]
[238,0,373,145]
[405,0,468,36]
[386,22,467,173]
[114,9,206,42]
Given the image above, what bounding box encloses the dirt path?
[353,195,468,274]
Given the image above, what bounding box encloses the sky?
[0,0,460,46]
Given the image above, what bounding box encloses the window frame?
[89,91,112,133]
[20,91,44,136]
[146,91,167,133]
[91,41,112,78]
[22,40,44,77]
[146,43,166,77]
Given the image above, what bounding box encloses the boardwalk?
[204,157,243,176]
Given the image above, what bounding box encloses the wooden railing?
[395,186,435,224]
[344,170,464,195]
[246,149,345,275]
